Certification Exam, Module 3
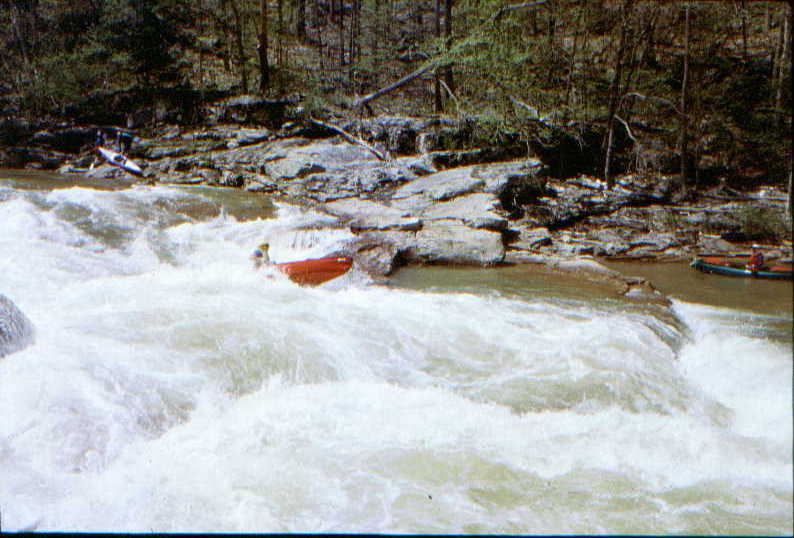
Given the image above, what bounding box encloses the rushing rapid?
[1,174,791,534]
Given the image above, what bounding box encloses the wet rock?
[411,221,505,265]
[344,239,402,278]
[0,294,35,358]
[538,257,671,306]
[508,227,553,251]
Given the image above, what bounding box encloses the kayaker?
[89,128,106,170]
[94,128,106,148]
[251,243,271,269]
[116,129,134,156]
[747,244,764,272]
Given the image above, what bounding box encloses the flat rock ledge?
[42,122,790,303]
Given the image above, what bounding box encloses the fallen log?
[309,118,390,161]
[352,63,435,110]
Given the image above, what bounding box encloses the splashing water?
[0,175,791,533]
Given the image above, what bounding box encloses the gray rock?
[419,192,507,231]
[345,239,402,277]
[393,165,485,202]
[0,294,35,358]
[508,227,552,251]
[472,160,545,194]
[324,198,421,232]
[411,221,505,265]
[696,235,737,255]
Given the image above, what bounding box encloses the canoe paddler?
[747,244,764,272]
[251,242,271,269]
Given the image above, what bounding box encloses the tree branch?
[613,115,637,144]
[438,78,461,116]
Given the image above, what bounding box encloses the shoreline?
[2,117,791,299]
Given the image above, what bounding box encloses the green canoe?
[690,257,792,280]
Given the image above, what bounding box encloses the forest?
[1,0,792,207]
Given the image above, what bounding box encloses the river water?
[1,170,791,534]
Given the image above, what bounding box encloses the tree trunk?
[258,0,269,92]
[601,0,634,188]
[296,0,306,39]
[277,0,283,67]
[781,0,794,220]
[353,62,435,109]
[443,0,454,95]
[786,147,794,227]
[740,0,748,63]
[434,0,443,112]
[337,0,345,68]
[566,6,582,108]
[229,0,248,92]
[776,10,790,130]
[679,3,691,195]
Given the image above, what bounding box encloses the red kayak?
[275,256,353,286]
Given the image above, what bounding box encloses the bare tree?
[434,0,443,112]
[443,0,454,95]
[296,0,306,39]
[786,4,793,222]
[258,0,269,92]
[601,0,636,188]
[776,7,790,130]
[679,3,691,195]
[228,0,249,91]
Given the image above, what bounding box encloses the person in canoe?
[747,244,765,272]
[250,243,271,270]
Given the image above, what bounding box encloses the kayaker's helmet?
[252,243,270,261]
[752,244,761,249]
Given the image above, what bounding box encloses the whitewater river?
[1,170,791,534]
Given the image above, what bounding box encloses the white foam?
[1,180,790,533]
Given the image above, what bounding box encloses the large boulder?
[411,221,505,264]
[0,294,35,358]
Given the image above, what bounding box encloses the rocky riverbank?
[3,100,791,300]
